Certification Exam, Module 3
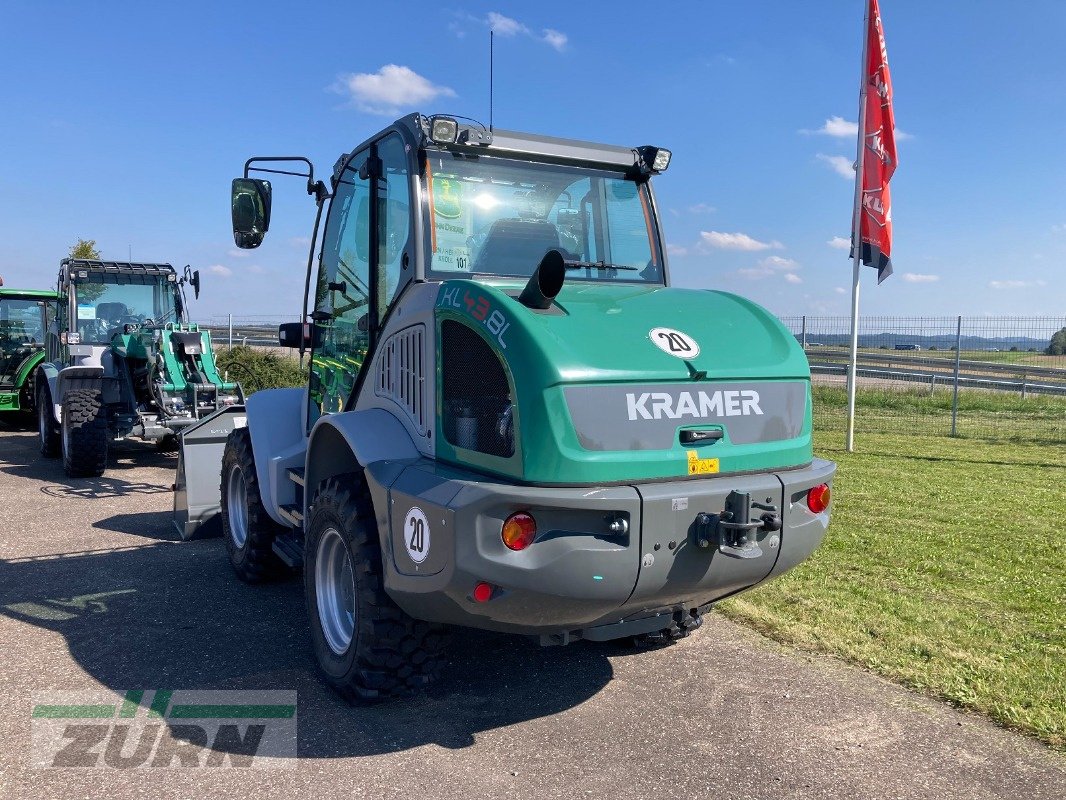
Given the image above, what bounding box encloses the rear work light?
[807,483,831,514]
[501,512,537,551]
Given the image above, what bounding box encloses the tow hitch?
[693,490,781,559]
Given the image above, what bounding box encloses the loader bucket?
[172,404,247,540]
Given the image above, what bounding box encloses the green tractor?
[0,288,56,426]
[36,259,243,477]
[175,114,836,701]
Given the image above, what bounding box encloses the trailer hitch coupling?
[693,490,781,559]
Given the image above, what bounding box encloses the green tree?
[68,239,100,260]
[1047,327,1066,356]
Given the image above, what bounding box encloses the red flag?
[855,0,897,283]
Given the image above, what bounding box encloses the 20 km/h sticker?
[649,327,700,359]
[404,507,431,564]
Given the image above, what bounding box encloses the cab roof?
[0,288,57,300]
[61,259,176,277]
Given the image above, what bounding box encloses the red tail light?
[472,582,494,603]
[807,483,831,514]
[501,512,537,551]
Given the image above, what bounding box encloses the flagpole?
[845,0,872,453]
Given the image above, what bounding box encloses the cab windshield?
[73,276,178,342]
[425,152,663,283]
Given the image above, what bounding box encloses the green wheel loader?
[0,288,56,425]
[174,115,836,701]
[36,259,243,477]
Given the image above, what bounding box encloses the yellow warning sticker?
[687,450,720,475]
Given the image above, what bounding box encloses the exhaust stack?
[518,250,565,310]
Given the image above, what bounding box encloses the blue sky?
[1,1,1064,319]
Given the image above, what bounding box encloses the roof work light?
[429,116,459,144]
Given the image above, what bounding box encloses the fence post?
[950,315,962,437]
[801,315,807,349]
[228,313,233,348]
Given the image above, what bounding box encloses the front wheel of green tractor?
[60,388,108,477]
[221,427,287,582]
[37,382,60,457]
[305,474,448,702]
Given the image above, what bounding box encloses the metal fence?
[779,316,1066,443]
[198,312,1066,444]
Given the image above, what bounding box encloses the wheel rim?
[226,464,249,548]
[38,396,49,444]
[316,527,356,656]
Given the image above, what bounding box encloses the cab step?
[286,467,305,487]
[278,503,303,528]
[271,532,304,569]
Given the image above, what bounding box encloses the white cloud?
[738,256,801,280]
[901,273,940,283]
[488,11,528,36]
[700,231,783,251]
[803,115,912,140]
[1052,223,1066,233]
[289,236,312,248]
[542,28,568,50]
[333,64,455,116]
[817,154,855,179]
[247,265,265,275]
[834,287,847,294]
[666,243,689,257]
[687,203,716,214]
[208,264,232,277]
[828,236,851,250]
[227,248,250,259]
[760,255,799,270]
[989,279,1047,289]
[801,116,858,138]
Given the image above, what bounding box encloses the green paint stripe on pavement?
[119,690,144,718]
[148,690,172,718]
[32,704,115,719]
[168,704,296,719]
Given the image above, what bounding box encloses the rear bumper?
[373,458,836,642]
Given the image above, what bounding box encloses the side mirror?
[231,178,272,249]
[191,270,201,299]
[278,322,322,350]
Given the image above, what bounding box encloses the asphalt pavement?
[0,424,1062,799]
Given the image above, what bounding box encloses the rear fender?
[35,363,59,422]
[304,409,421,535]
[55,365,104,421]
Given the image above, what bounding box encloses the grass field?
[721,430,1066,749]
[812,385,1066,442]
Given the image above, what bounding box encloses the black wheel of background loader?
[305,474,449,702]
[61,388,109,477]
[156,433,179,452]
[221,427,287,582]
[37,383,59,457]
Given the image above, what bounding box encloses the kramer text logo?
[30,689,296,769]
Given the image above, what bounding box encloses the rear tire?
[305,474,448,702]
[221,427,286,582]
[37,383,59,457]
[61,388,108,477]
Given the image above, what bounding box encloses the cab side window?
[377,134,411,321]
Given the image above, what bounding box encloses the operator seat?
[472,219,562,277]
[96,302,130,340]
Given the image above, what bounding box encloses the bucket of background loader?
[172,404,248,540]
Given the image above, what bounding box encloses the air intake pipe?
[518,250,566,310]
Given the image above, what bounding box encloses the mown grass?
[721,429,1066,749]
[812,385,1066,442]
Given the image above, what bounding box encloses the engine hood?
[434,279,812,485]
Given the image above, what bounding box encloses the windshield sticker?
[77,305,96,320]
[439,285,511,350]
[649,327,700,359]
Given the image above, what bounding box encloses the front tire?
[221,427,286,582]
[37,383,59,457]
[305,474,448,702]
[61,388,108,477]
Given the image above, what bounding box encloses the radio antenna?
[489,29,494,132]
